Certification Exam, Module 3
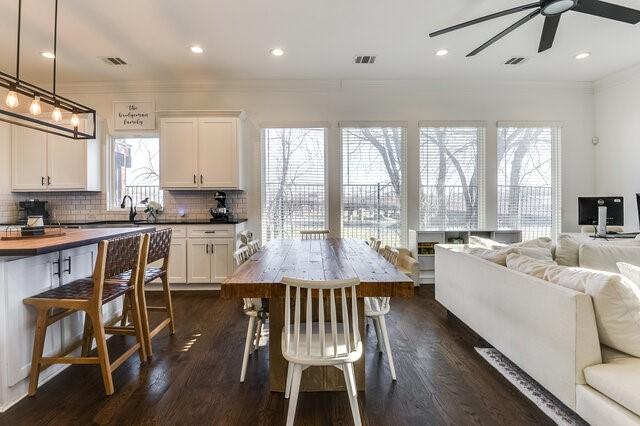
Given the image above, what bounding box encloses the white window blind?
[419,122,486,230]
[497,123,562,240]
[262,128,327,241]
[341,125,407,246]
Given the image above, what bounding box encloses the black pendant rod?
[15,0,21,83]
[52,0,58,97]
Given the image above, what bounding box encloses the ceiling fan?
[429,0,640,57]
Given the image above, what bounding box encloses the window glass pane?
[111,137,163,209]
[262,128,327,241]
[341,126,406,246]
[420,126,483,230]
[497,127,560,239]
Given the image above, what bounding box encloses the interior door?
[47,134,86,190]
[187,239,212,283]
[211,238,234,282]
[197,118,237,188]
[11,126,47,191]
[160,118,198,188]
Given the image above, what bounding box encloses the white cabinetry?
[160,113,245,190]
[187,238,234,284]
[11,125,100,192]
[147,225,188,284]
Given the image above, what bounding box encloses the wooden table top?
[222,238,414,298]
[0,227,152,257]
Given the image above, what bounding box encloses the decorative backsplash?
[0,190,248,223]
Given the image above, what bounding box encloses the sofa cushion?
[466,247,554,266]
[584,356,640,416]
[469,236,555,254]
[580,245,640,273]
[506,253,558,279]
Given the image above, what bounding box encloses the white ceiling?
[1,0,640,85]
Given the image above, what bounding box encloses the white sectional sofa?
[435,244,640,425]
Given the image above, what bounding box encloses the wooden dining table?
[222,237,414,392]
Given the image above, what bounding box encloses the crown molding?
[594,62,640,93]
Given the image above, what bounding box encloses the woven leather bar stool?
[23,234,146,396]
[117,228,175,358]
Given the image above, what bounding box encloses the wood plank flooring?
[0,287,553,425]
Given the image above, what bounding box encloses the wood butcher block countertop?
[0,228,153,257]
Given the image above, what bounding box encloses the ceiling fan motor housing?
[541,0,579,16]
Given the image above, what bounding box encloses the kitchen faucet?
[120,195,137,222]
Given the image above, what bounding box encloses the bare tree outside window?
[262,128,326,241]
[420,126,484,230]
[497,127,560,239]
[341,127,406,246]
[111,137,163,209]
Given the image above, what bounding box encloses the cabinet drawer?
[187,225,234,239]
[155,224,187,238]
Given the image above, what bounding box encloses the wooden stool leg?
[28,309,49,396]
[120,293,130,327]
[89,310,114,395]
[81,312,93,357]
[129,289,148,362]
[161,274,176,335]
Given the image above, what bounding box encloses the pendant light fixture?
[0,0,96,140]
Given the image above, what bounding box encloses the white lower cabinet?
[187,238,234,284]
[60,245,96,346]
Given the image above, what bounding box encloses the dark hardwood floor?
[0,287,553,426]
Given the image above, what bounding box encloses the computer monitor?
[578,196,624,226]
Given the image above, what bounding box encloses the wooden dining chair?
[24,234,146,396]
[115,229,175,359]
[368,237,382,251]
[282,277,362,426]
[234,246,267,382]
[365,244,399,381]
[299,229,330,239]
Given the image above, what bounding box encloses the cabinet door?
[211,238,234,282]
[59,245,96,344]
[160,118,198,188]
[148,238,187,284]
[198,118,238,188]
[11,126,47,191]
[47,135,87,190]
[5,253,61,386]
[187,239,212,283]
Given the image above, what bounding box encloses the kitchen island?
[0,227,152,412]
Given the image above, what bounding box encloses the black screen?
[578,197,624,226]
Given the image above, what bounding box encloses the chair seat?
[281,323,362,365]
[26,278,131,304]
[111,267,165,284]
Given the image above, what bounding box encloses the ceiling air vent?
[99,57,128,66]
[354,55,377,64]
[505,57,527,65]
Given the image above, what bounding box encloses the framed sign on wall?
[113,101,156,130]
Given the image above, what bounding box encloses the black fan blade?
[467,9,541,57]
[429,2,540,37]
[573,0,640,24]
[538,15,561,52]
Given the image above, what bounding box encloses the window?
[341,125,406,245]
[110,137,163,209]
[261,128,327,241]
[419,122,485,230]
[497,123,562,240]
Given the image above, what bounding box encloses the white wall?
[1,79,597,236]
[594,67,640,231]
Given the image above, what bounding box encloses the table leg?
[269,298,365,392]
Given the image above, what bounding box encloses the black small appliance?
[18,200,49,223]
[209,191,229,222]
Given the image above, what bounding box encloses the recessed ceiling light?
[436,49,449,57]
[190,45,204,54]
[270,48,284,57]
[41,51,55,59]
[575,52,590,60]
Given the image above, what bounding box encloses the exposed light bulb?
[70,113,80,128]
[29,96,42,116]
[51,107,62,122]
[5,91,19,108]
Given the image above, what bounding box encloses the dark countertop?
[1,218,248,227]
[0,227,154,257]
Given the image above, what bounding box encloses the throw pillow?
[555,234,581,266]
[506,253,557,280]
[466,247,554,266]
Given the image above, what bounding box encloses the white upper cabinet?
[159,118,198,188]
[11,125,101,192]
[160,113,245,190]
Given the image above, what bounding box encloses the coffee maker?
[209,191,229,222]
[18,200,49,223]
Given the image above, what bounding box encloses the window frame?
[259,125,330,242]
[496,121,562,240]
[338,121,408,246]
[418,120,487,231]
[106,133,161,212]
